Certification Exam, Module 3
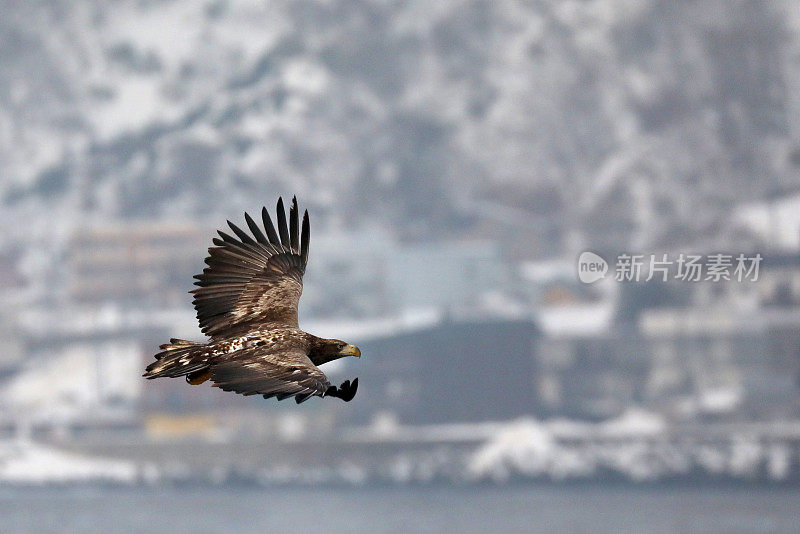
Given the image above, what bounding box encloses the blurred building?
[303,230,512,318]
[66,221,209,307]
[385,240,508,312]
[352,317,541,425]
[640,253,800,420]
[536,332,651,421]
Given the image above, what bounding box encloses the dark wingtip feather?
[217,230,241,246]
[261,206,280,245]
[245,212,268,244]
[227,220,257,246]
[289,196,299,253]
[217,230,248,251]
[276,197,290,247]
[300,209,310,264]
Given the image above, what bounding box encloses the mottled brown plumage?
[143,197,361,404]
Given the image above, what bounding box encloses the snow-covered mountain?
[1,0,799,282]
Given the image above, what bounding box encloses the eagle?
[143,197,360,404]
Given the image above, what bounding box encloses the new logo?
[577,251,608,283]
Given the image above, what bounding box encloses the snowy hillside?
[1,0,799,287]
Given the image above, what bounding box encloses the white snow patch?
[0,440,136,485]
[468,419,559,481]
[536,301,615,336]
[734,194,800,251]
[598,408,666,437]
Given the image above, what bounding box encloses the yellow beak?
[340,344,361,358]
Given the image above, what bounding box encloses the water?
[1,485,799,534]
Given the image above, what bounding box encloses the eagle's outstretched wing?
[210,345,330,404]
[191,196,310,337]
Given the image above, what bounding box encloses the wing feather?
[289,196,299,253]
[227,220,259,247]
[210,346,329,401]
[276,197,290,247]
[300,210,310,264]
[245,212,269,245]
[261,206,281,245]
[192,197,310,337]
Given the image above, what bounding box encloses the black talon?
[338,377,358,402]
[323,378,358,402]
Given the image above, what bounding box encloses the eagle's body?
[143,197,360,404]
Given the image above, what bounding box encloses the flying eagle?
[143,197,360,403]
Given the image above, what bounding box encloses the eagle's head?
[309,337,361,365]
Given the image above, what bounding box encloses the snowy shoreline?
[4,413,800,487]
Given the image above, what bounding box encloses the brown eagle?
[143,197,360,403]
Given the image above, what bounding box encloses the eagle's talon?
[338,377,358,402]
[322,378,358,401]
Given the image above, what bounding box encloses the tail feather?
[156,338,199,357]
[144,340,209,379]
